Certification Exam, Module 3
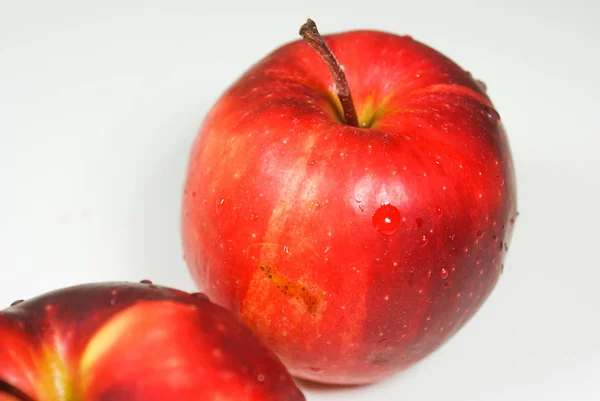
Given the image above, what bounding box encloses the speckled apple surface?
[1,1,599,400]
[182,27,517,384]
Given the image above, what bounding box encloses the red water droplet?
[476,79,487,92]
[426,270,432,278]
[140,280,153,285]
[10,300,24,307]
[436,207,443,216]
[372,204,401,235]
[420,234,428,246]
[249,213,258,221]
[191,292,210,302]
[415,217,423,227]
[440,267,449,279]
[477,231,483,238]
[486,107,500,123]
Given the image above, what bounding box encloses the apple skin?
[182,30,517,384]
[0,282,305,401]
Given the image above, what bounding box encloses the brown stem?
[299,19,360,127]
[0,381,36,401]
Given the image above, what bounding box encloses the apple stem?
[299,19,360,128]
[0,381,36,401]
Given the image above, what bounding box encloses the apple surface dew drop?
[191,292,210,302]
[372,204,402,235]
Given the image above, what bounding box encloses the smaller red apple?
[0,281,305,401]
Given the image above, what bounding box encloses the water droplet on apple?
[109,299,116,306]
[191,292,210,302]
[415,217,423,227]
[140,280,153,285]
[248,213,258,221]
[436,207,443,216]
[440,267,449,279]
[496,175,505,186]
[420,234,428,246]
[426,269,432,278]
[476,79,487,92]
[477,231,483,238]
[10,300,24,306]
[307,367,324,374]
[492,235,498,241]
[257,374,265,382]
[372,204,401,235]
[486,107,500,123]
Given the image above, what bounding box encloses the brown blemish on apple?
[257,261,321,315]
[368,351,391,365]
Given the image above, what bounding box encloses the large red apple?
[0,282,305,401]
[182,19,517,385]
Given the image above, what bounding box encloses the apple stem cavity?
[0,381,37,401]
[299,18,360,128]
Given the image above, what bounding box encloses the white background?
[1,1,599,400]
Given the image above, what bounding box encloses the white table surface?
[1,1,599,400]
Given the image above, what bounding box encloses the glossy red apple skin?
[0,282,305,401]
[182,30,517,384]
